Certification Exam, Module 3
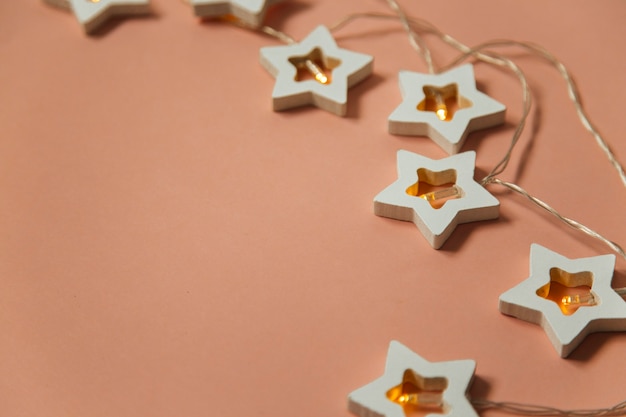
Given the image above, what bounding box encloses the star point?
[44,0,151,34]
[190,0,283,27]
[259,25,373,116]
[374,150,499,249]
[388,65,506,154]
[348,341,478,417]
[499,244,626,357]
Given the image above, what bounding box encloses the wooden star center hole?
[417,83,472,122]
[406,168,464,209]
[288,47,341,85]
[535,267,598,315]
[386,369,448,417]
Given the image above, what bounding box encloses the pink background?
[1,1,625,415]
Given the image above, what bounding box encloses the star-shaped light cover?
[388,64,506,154]
[259,25,373,116]
[374,150,499,249]
[348,341,478,417]
[43,0,150,33]
[499,244,626,357]
[190,0,282,27]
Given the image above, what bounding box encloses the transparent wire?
[471,399,626,417]
[444,39,626,188]
[484,177,626,260]
[383,0,435,73]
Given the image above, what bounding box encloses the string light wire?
[383,0,435,73]
[483,177,626,259]
[443,38,626,188]
[471,398,626,417]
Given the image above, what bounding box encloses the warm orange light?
[535,268,598,316]
[220,14,239,23]
[289,48,340,85]
[433,94,448,121]
[423,86,449,121]
[304,59,329,84]
[386,370,447,413]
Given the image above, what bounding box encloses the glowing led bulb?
[561,293,597,308]
[423,86,448,121]
[419,185,462,204]
[395,392,442,407]
[304,59,329,84]
[434,95,448,121]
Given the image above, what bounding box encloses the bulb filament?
[304,59,329,84]
[561,293,596,308]
[434,94,448,121]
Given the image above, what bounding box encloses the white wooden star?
[388,64,506,154]
[374,150,499,249]
[190,0,282,27]
[43,0,150,34]
[499,244,626,358]
[348,341,478,417]
[259,25,373,116]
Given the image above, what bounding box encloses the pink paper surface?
[0,1,625,416]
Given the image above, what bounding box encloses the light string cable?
[432,44,626,260]
[470,399,626,417]
[443,38,626,188]
[329,8,626,260]
[421,30,626,260]
[383,0,434,74]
